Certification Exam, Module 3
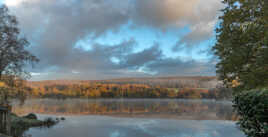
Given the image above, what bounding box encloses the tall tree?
[0,5,38,104]
[213,0,268,91]
[214,1,268,137]
[0,5,38,81]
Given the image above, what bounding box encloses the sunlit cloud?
[4,0,223,80]
[4,0,24,6]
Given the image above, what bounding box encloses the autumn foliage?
[21,77,231,99]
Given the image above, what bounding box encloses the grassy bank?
[9,113,59,137]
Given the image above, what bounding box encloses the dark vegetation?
[233,89,268,137]
[10,113,59,137]
[213,0,267,92]
[213,0,268,137]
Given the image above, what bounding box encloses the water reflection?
[10,99,245,137]
[12,99,238,121]
[26,115,245,137]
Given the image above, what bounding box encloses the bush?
[233,89,268,137]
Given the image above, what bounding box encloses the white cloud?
[4,0,24,6]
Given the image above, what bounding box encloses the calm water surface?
[12,99,245,137]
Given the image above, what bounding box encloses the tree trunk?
[0,71,2,81]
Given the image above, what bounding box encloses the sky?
[1,0,224,81]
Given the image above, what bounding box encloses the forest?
[16,76,232,99]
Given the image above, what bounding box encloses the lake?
[12,99,245,137]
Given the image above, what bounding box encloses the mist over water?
[12,99,245,137]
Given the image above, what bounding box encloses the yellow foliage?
[232,80,240,87]
[0,82,7,88]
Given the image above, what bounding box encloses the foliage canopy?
[0,5,38,81]
[214,1,268,137]
[213,0,268,91]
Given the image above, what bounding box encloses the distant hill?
[27,76,219,89]
[20,76,232,99]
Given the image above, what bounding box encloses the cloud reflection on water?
[27,115,245,137]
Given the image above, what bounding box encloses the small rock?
[23,113,38,120]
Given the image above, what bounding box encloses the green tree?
[213,1,268,137]
[213,0,268,91]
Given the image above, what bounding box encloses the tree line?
[20,82,232,99]
[96,76,218,89]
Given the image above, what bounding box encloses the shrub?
[233,89,268,137]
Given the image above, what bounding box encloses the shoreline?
[7,113,60,137]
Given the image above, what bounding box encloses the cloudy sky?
[1,0,224,81]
